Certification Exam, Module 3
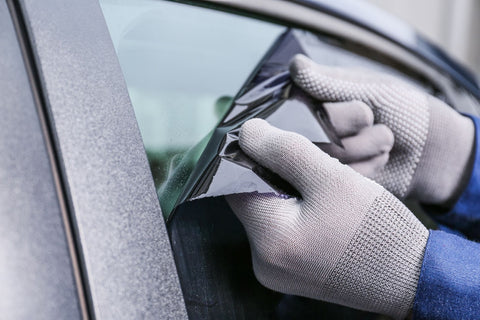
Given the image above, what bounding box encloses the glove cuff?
[329,190,427,318]
[407,96,475,205]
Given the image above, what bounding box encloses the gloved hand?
[290,54,475,205]
[319,101,394,179]
[226,119,428,319]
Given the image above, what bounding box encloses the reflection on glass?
[100,0,285,217]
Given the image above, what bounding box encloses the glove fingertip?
[289,53,314,80]
[238,118,270,156]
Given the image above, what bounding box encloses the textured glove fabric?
[226,119,428,319]
[320,101,394,178]
[290,54,475,205]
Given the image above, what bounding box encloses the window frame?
[17,0,188,318]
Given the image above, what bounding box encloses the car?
[2,0,479,319]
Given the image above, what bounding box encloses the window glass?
[100,0,285,216]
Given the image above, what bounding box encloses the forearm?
[413,230,480,320]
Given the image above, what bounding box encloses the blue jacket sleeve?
[427,115,480,239]
[413,230,480,320]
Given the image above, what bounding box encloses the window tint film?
[100,0,285,217]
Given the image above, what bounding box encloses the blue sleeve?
[413,230,480,320]
[427,115,480,239]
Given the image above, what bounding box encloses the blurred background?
[366,0,480,75]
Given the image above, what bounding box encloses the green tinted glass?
[100,0,285,217]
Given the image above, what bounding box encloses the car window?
[100,0,443,219]
[100,0,285,217]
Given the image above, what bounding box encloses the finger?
[289,54,386,102]
[349,152,390,179]
[239,118,339,198]
[320,124,394,163]
[323,101,374,137]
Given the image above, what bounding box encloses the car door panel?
[0,2,82,318]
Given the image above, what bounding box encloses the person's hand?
[226,119,428,319]
[290,54,475,206]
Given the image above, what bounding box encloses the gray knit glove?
[226,119,428,319]
[319,101,394,179]
[290,54,475,205]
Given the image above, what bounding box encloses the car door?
[4,0,480,319]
